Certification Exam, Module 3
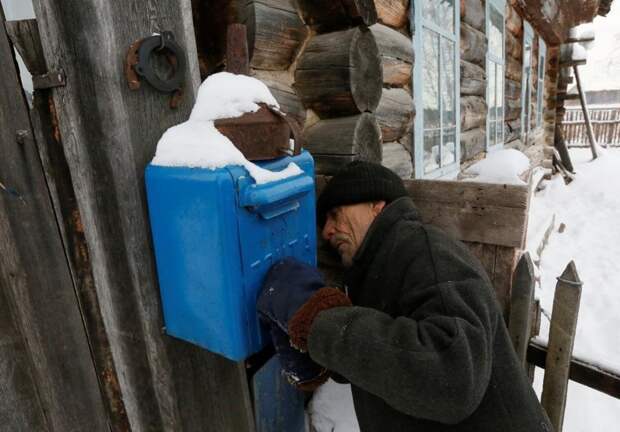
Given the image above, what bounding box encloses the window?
[536,39,547,128]
[486,0,506,150]
[521,21,534,141]
[413,0,460,178]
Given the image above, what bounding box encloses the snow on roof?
[572,43,588,61]
[151,72,302,185]
[573,1,620,92]
[462,149,530,185]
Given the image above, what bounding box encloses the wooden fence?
[561,106,620,147]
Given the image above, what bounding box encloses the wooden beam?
[573,65,599,159]
[542,262,582,432]
[508,252,535,370]
[30,0,255,430]
[528,341,620,400]
[559,59,587,68]
[565,36,595,44]
[316,175,530,248]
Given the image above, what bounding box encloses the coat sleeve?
[307,276,498,424]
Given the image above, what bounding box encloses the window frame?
[521,21,534,141]
[485,0,507,152]
[412,0,461,179]
[536,39,547,128]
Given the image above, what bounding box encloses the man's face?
[321,202,386,267]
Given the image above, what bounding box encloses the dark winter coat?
[308,197,553,431]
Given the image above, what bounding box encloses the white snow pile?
[527,149,620,431]
[462,148,530,184]
[151,72,302,184]
[571,43,588,61]
[307,379,360,432]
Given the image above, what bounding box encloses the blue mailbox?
[145,151,316,361]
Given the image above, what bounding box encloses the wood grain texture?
[505,4,523,38]
[382,142,413,178]
[460,126,486,161]
[243,0,307,70]
[460,60,485,97]
[375,87,413,142]
[370,23,413,87]
[460,95,487,131]
[320,176,529,249]
[505,30,523,62]
[295,26,382,117]
[460,22,486,68]
[30,0,255,430]
[0,10,108,431]
[508,252,535,368]
[460,0,485,32]
[541,262,582,431]
[374,0,409,28]
[252,72,306,126]
[304,113,382,158]
[296,0,378,32]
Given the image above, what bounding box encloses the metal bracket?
[124,31,185,108]
[33,70,66,90]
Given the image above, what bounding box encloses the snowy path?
[529,148,620,431]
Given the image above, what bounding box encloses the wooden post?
[541,261,582,432]
[0,7,109,430]
[226,24,249,75]
[573,65,599,158]
[30,1,255,430]
[508,252,535,369]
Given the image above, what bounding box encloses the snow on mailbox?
[145,73,316,361]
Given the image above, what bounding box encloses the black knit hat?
[316,161,408,227]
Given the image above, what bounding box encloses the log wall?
[504,3,523,144]
[460,0,487,164]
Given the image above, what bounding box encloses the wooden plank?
[0,8,109,431]
[508,252,535,369]
[528,340,620,400]
[31,1,255,430]
[316,175,530,248]
[16,17,132,429]
[542,262,582,432]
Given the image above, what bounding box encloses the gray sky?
[2,0,35,92]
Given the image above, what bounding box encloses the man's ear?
[371,201,386,216]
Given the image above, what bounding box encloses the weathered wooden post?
[508,252,535,370]
[541,261,582,432]
[573,65,599,159]
[25,0,255,430]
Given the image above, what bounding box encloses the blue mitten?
[257,257,325,333]
[257,258,329,391]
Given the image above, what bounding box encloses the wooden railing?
[561,106,620,147]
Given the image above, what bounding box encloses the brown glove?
[288,287,352,352]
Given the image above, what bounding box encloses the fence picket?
[562,106,620,146]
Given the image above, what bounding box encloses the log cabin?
[194,0,614,179]
[0,0,615,431]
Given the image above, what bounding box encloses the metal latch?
[33,70,66,90]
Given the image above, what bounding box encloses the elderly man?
[258,161,552,431]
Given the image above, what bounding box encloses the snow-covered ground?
[528,148,620,431]
[308,148,620,431]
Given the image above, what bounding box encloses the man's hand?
[257,258,351,390]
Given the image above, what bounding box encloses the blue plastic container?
[145,151,316,361]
